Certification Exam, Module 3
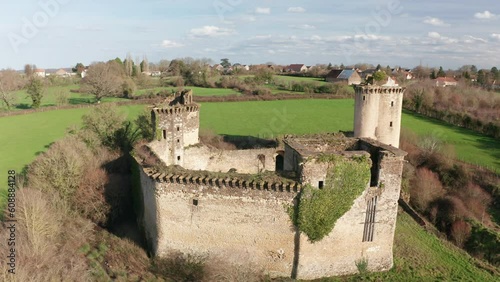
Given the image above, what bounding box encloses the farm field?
[135,86,240,96]
[1,99,498,198]
[10,84,127,109]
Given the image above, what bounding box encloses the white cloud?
[463,35,487,43]
[474,11,495,19]
[161,40,183,48]
[423,17,449,26]
[310,35,322,41]
[491,33,500,40]
[427,32,458,43]
[288,7,305,13]
[255,7,271,14]
[428,31,441,39]
[289,24,316,30]
[189,25,234,37]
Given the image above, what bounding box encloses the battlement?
[143,167,302,193]
[355,85,405,94]
[152,105,200,115]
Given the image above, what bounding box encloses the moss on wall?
[290,154,371,242]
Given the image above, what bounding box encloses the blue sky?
[1,0,499,70]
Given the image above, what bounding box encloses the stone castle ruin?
[136,87,407,279]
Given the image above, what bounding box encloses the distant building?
[285,64,308,73]
[434,77,458,87]
[34,69,46,78]
[54,68,71,77]
[325,69,362,85]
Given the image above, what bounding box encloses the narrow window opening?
[391,101,394,107]
[192,199,198,206]
[390,121,393,127]
[177,126,180,131]
[177,139,180,143]
[318,181,324,189]
[177,156,181,161]
[362,196,377,242]
[363,96,366,101]
[162,130,166,139]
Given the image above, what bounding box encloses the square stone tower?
[150,90,200,166]
[354,86,405,148]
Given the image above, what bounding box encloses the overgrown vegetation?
[290,155,371,242]
[400,129,500,267]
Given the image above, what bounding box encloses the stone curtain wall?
[138,156,405,279]
[183,146,278,174]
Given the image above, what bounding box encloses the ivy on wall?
[290,154,371,242]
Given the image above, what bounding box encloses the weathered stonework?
[136,89,407,280]
[354,86,405,148]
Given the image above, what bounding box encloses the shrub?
[451,219,471,247]
[27,136,90,202]
[410,168,444,212]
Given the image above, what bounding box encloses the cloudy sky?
[1,0,499,70]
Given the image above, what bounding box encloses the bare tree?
[82,62,124,103]
[0,69,24,110]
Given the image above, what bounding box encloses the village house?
[34,69,46,78]
[434,77,458,87]
[325,69,362,85]
[285,64,308,73]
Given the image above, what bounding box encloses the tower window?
[162,130,166,139]
[391,101,394,107]
[177,126,180,131]
[177,139,180,143]
[363,96,366,101]
[390,122,393,127]
[319,181,324,189]
[192,199,198,206]
[177,156,181,161]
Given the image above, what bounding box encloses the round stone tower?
[354,85,405,148]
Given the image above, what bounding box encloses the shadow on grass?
[403,110,500,171]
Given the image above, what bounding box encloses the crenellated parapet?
[152,105,200,115]
[355,85,406,95]
[143,167,302,193]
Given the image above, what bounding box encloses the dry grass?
[0,188,92,282]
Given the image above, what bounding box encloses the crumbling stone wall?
[183,145,278,174]
[137,141,406,279]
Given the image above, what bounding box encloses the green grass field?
[273,75,328,85]
[324,212,497,281]
[8,85,128,110]
[135,86,240,97]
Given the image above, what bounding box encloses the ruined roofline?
[358,137,407,157]
[143,167,302,193]
[355,85,406,94]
